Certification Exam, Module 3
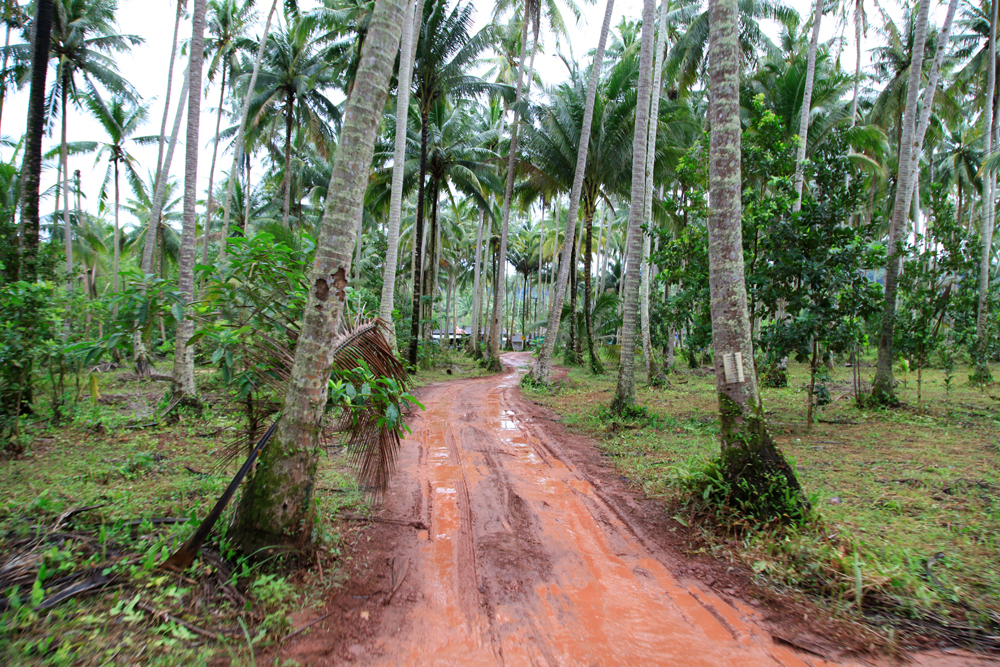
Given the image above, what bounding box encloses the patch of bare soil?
[273,354,1000,667]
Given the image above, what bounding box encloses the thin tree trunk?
[871,0,931,403]
[792,0,824,211]
[220,0,278,263]
[468,207,485,354]
[406,108,431,367]
[708,0,801,496]
[154,0,185,192]
[232,0,405,553]
[583,199,603,373]
[0,23,11,136]
[979,0,999,344]
[529,0,616,384]
[611,0,656,414]
[17,0,52,282]
[201,63,228,273]
[488,17,535,369]
[172,0,209,401]
[849,0,862,127]
[380,0,423,351]
[642,0,669,383]
[113,158,120,316]
[61,76,72,290]
[282,91,294,230]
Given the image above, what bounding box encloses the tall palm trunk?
[17,0,53,283]
[113,157,120,316]
[201,63,228,272]
[173,0,209,401]
[380,0,423,351]
[0,22,11,136]
[642,0,670,383]
[708,0,802,496]
[155,0,185,190]
[610,0,656,414]
[282,91,294,230]
[487,16,534,370]
[849,0,863,127]
[529,0,616,384]
[220,0,279,262]
[468,207,485,354]
[979,0,999,346]
[406,108,431,367]
[232,0,406,553]
[871,0,931,403]
[583,196,602,373]
[792,0,824,211]
[61,73,72,290]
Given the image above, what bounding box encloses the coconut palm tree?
[246,8,342,231]
[173,0,209,401]
[791,0,827,212]
[200,0,256,268]
[87,94,148,307]
[610,0,655,414]
[405,0,506,367]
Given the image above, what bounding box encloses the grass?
[0,363,369,666]
[524,353,1000,645]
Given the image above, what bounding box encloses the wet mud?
[277,354,1000,667]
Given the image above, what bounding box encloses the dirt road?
[328,353,848,667]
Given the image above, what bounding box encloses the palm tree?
[379,0,423,352]
[173,0,209,402]
[87,94,148,308]
[706,0,802,512]
[246,8,341,231]
[16,0,54,282]
[610,0,655,415]
[231,0,407,554]
[529,0,616,385]
[0,0,27,135]
[791,0,827,212]
[200,0,256,268]
[38,0,142,284]
[871,0,931,403]
[406,0,505,367]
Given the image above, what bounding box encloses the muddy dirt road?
[322,353,853,667]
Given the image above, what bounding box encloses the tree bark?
[529,0,616,384]
[583,198,603,373]
[220,0,279,263]
[468,207,485,354]
[642,0,670,383]
[61,74,72,290]
[406,108,431,367]
[979,0,999,344]
[791,0,824,211]
[871,0,931,403]
[17,0,53,283]
[113,158,120,315]
[849,0,862,127]
[172,0,209,401]
[611,0,656,414]
[380,0,423,351]
[232,0,405,553]
[708,0,801,498]
[201,62,228,272]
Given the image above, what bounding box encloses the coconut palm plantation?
[0,0,998,663]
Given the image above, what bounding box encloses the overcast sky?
[0,0,907,233]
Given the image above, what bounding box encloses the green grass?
[525,355,1000,642]
[0,366,368,666]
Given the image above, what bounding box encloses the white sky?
[0,0,910,233]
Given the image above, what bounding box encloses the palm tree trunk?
[154,0,185,190]
[871,0,931,403]
[565,230,579,364]
[61,74,72,290]
[282,91,294,230]
[380,0,423,351]
[610,0,656,414]
[979,0,999,346]
[791,0,824,211]
[428,181,441,341]
[406,108,431,367]
[529,0,616,384]
[16,0,53,283]
[0,23,11,136]
[113,158,120,317]
[584,199,603,374]
[849,0,863,127]
[641,0,670,384]
[487,16,535,370]
[232,0,406,553]
[220,0,279,263]
[172,0,209,402]
[201,63,228,273]
[468,207,485,354]
[708,0,802,498]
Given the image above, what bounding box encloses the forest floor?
[1,352,998,666]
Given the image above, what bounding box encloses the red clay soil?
[274,354,1000,667]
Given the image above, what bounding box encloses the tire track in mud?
[364,354,852,667]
